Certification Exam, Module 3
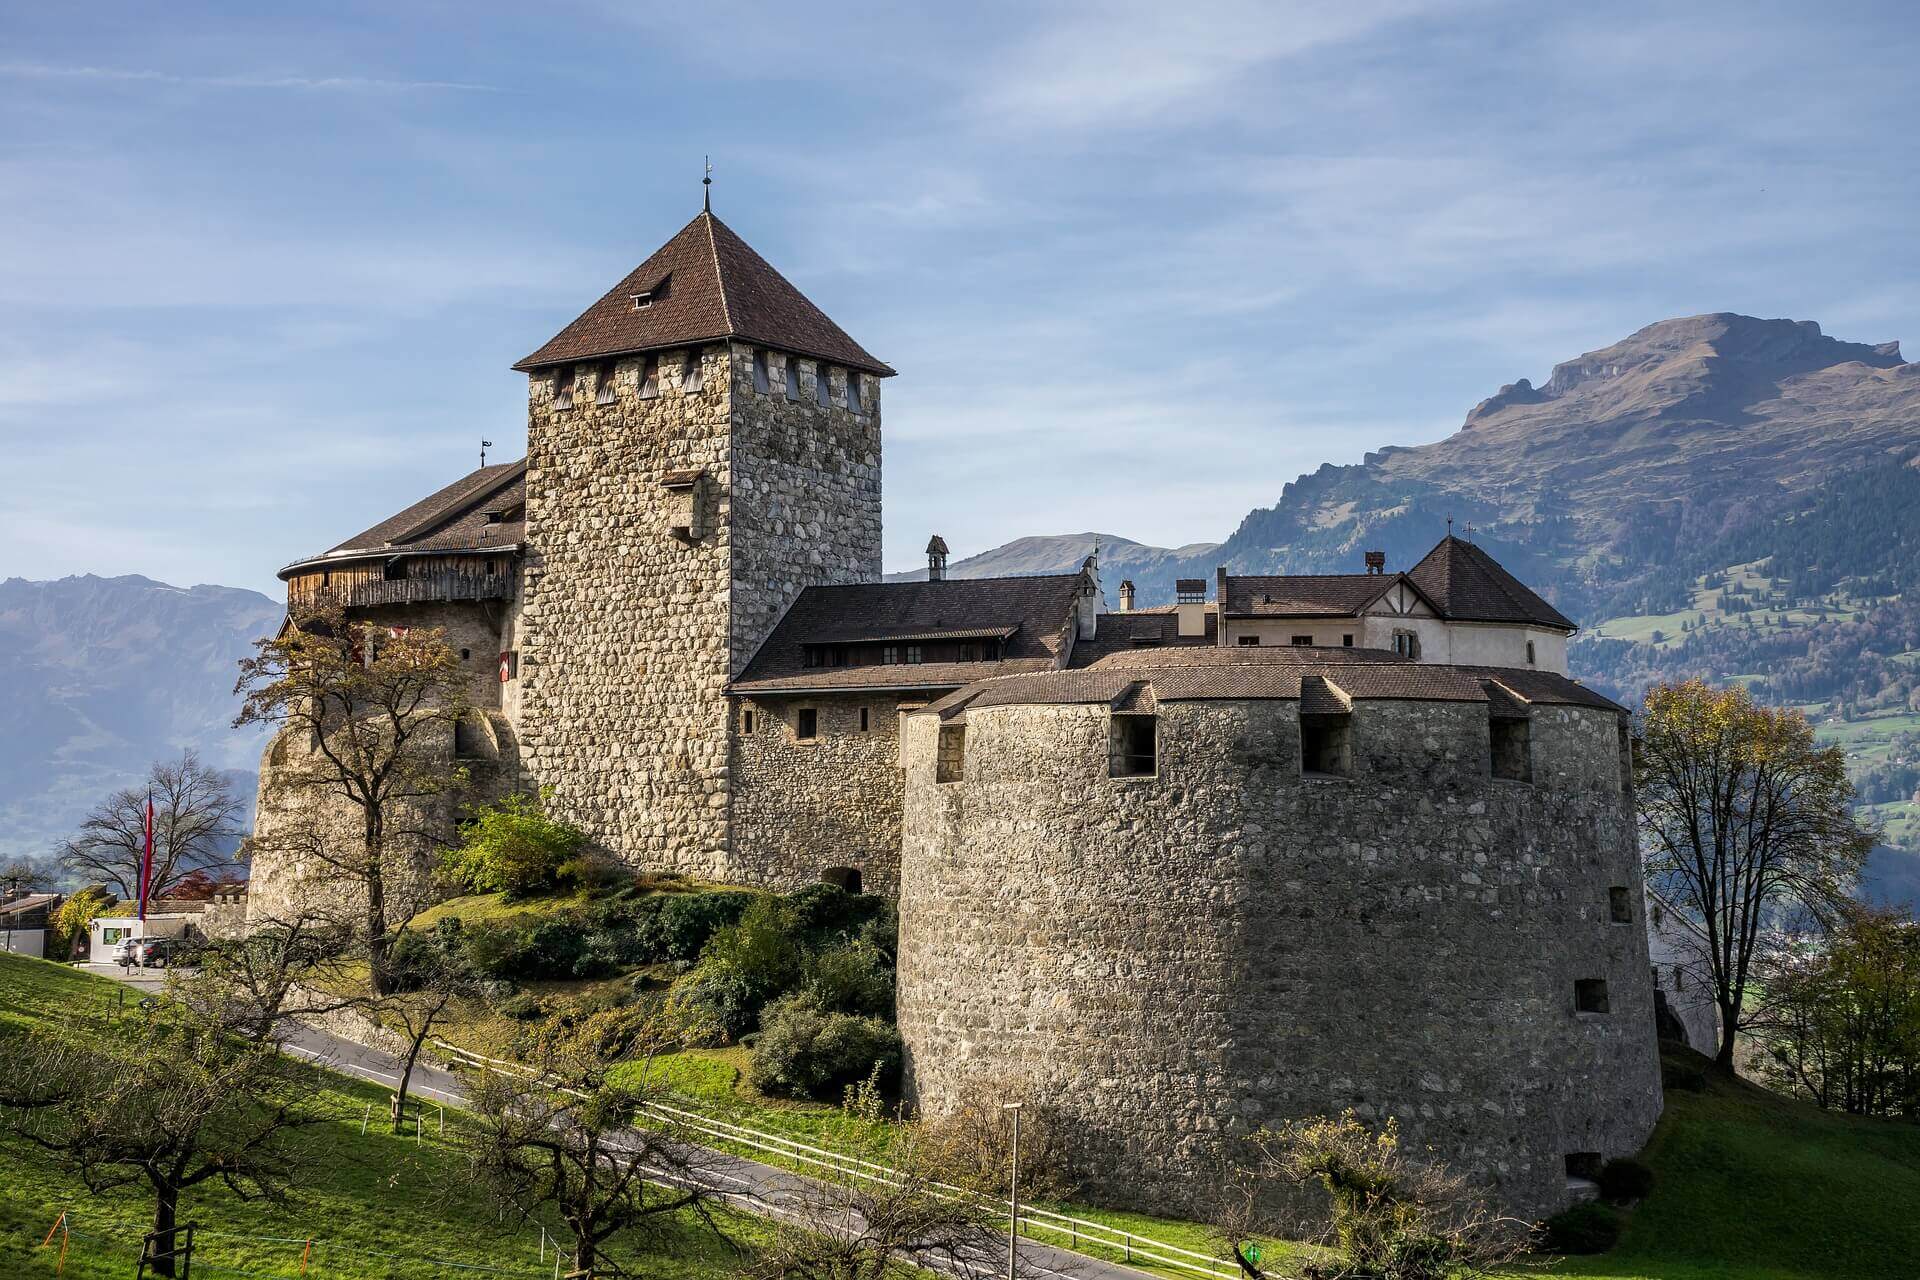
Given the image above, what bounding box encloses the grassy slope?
[1542,1052,1920,1280]
[0,954,755,1279]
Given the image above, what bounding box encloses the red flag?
[138,791,155,922]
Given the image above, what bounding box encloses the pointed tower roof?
[1405,535,1576,631]
[513,211,894,376]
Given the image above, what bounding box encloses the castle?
[250,204,1662,1219]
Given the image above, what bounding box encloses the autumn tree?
[1636,680,1877,1071]
[235,601,468,994]
[58,750,242,901]
[0,990,320,1277]
[463,1007,731,1279]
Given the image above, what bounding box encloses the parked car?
[111,937,140,967]
[135,937,179,968]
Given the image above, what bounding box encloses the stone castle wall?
[896,697,1662,1221]
[732,693,909,893]
[517,344,881,882]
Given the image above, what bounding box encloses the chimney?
[926,535,949,582]
[1118,580,1135,612]
[1175,577,1207,639]
[1365,550,1386,575]
[1077,553,1100,641]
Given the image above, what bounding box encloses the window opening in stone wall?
[1609,886,1633,924]
[1565,1152,1603,1181]
[822,866,862,894]
[1618,718,1633,793]
[785,358,802,401]
[796,708,818,741]
[1238,636,1261,646]
[936,724,966,783]
[1575,978,1610,1014]
[554,367,575,410]
[815,364,832,408]
[859,707,871,732]
[1672,965,1686,991]
[847,371,863,411]
[682,348,704,394]
[1526,639,1537,666]
[753,350,771,393]
[1110,713,1157,778]
[1392,629,1421,659]
[1300,713,1352,778]
[1343,634,1355,646]
[1490,715,1532,782]
[598,360,622,405]
[460,648,471,661]
[453,715,483,760]
[636,356,660,400]
[742,708,755,734]
[1291,635,1313,647]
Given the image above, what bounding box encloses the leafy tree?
[0,988,320,1277]
[235,601,469,995]
[1756,906,1920,1115]
[51,886,113,959]
[440,791,588,896]
[1637,680,1877,1071]
[58,750,242,901]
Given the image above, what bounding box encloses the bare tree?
[747,1128,1026,1280]
[171,913,365,1041]
[0,992,320,1277]
[57,750,242,901]
[382,927,481,1131]
[235,601,468,995]
[462,1009,733,1279]
[1637,680,1877,1072]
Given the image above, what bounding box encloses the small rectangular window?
[1110,714,1157,778]
[553,368,575,410]
[785,358,802,401]
[1238,636,1261,647]
[1618,719,1633,794]
[936,723,966,782]
[638,355,660,400]
[796,708,818,741]
[1608,886,1632,924]
[595,361,620,405]
[1300,714,1351,777]
[1342,633,1354,647]
[815,364,831,408]
[847,371,863,411]
[753,350,772,394]
[859,707,870,733]
[1291,635,1313,647]
[1673,965,1686,991]
[1526,639,1537,666]
[1491,716,1532,782]
[1575,979,1610,1015]
[682,349,704,394]
[882,644,900,665]
[1565,1152,1603,1181]
[743,708,756,734]
[905,644,923,664]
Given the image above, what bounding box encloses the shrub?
[440,792,588,897]
[645,891,752,963]
[700,896,805,1000]
[1543,1202,1623,1255]
[1598,1157,1654,1204]
[457,921,525,979]
[921,1096,1076,1200]
[749,992,902,1101]
[807,940,895,1018]
[499,993,546,1022]
[784,883,863,933]
[669,967,762,1047]
[1661,1056,1709,1093]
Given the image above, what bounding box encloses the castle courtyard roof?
[514,210,894,376]
[279,459,526,578]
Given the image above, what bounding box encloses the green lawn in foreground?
[0,955,757,1279]
[1525,1049,1920,1280]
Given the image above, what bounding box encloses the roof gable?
[514,211,893,376]
[1406,537,1576,631]
[280,460,527,577]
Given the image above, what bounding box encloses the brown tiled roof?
[731,574,1084,694]
[929,647,1621,714]
[1065,611,1218,658]
[1406,536,1576,631]
[811,625,1020,645]
[281,461,526,577]
[1223,574,1401,618]
[514,211,893,376]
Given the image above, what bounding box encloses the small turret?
[927,535,950,582]
[1118,580,1135,612]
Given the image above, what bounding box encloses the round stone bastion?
[895,654,1663,1222]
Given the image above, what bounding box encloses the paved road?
[83,964,1167,1280]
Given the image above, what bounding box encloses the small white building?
[0,892,60,959]
[87,913,192,963]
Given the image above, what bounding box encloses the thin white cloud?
[0,62,495,92]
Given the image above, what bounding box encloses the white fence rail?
[431,1039,1241,1279]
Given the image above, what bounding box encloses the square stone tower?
[512,206,892,878]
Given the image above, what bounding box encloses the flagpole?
[138,789,154,922]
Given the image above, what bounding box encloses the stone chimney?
[1118,580,1135,612]
[1365,550,1386,575]
[1077,553,1100,641]
[927,535,950,582]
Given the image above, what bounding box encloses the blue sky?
[3,2,1917,595]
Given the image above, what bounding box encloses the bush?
[1543,1202,1623,1255]
[921,1096,1075,1200]
[499,993,547,1021]
[644,891,752,963]
[1598,1156,1654,1204]
[440,792,588,897]
[1662,1056,1709,1093]
[807,940,895,1018]
[750,992,903,1101]
[701,897,805,999]
[669,967,762,1047]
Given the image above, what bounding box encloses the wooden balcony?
[297,572,514,610]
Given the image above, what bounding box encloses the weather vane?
[703,155,713,211]
[481,439,493,468]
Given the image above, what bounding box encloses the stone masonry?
[897,695,1662,1221]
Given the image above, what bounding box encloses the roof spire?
[703,155,712,213]
[1446,512,1454,537]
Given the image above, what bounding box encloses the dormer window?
[596,360,620,406]
[753,350,772,394]
[638,355,660,401]
[553,368,575,411]
[630,273,669,309]
[784,358,802,401]
[631,293,652,310]
[815,364,832,408]
[681,349,704,395]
